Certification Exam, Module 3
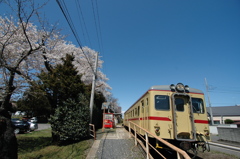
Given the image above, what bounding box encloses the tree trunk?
[0,109,18,159]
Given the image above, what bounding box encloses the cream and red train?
[124,83,210,153]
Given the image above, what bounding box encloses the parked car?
[11,118,30,134]
[28,121,38,131]
[29,117,38,123]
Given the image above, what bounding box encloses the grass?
[17,129,94,159]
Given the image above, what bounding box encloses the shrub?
[50,93,90,143]
[224,119,234,124]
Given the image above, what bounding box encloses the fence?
[89,124,96,140]
[127,121,190,159]
[217,127,240,143]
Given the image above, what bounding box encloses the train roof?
[125,85,204,113]
[149,85,204,94]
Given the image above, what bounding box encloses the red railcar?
[103,113,114,128]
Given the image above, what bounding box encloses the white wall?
[213,116,240,124]
[210,124,237,134]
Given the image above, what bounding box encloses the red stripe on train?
[194,119,209,124]
[126,118,208,124]
[148,116,171,121]
[126,116,171,121]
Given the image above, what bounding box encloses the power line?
[209,90,240,94]
[74,0,106,74]
[91,0,106,74]
[75,0,92,47]
[90,0,102,52]
[95,0,104,51]
[56,0,95,74]
[56,0,82,48]
[208,85,240,94]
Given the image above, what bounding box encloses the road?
[37,123,51,131]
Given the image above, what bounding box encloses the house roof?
[207,106,240,116]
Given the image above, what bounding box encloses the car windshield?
[11,119,26,123]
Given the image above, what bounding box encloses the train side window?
[155,95,170,110]
[135,108,137,116]
[175,98,184,111]
[138,106,140,116]
[141,100,144,113]
[192,98,205,114]
[146,98,148,105]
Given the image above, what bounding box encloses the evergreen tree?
[50,93,89,142]
[38,54,90,143]
[93,92,106,129]
[225,119,234,124]
[38,54,86,114]
[17,87,51,118]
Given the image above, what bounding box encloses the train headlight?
[185,85,190,92]
[204,130,210,136]
[170,84,175,91]
[176,83,185,92]
[154,125,160,133]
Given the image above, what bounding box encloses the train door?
[140,100,146,134]
[125,112,128,126]
[172,94,195,140]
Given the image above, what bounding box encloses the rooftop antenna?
[205,78,214,125]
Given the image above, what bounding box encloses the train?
[123,83,210,154]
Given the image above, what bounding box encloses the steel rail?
[209,142,240,151]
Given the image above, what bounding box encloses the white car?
[28,121,38,131]
[29,117,38,123]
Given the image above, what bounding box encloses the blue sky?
[2,0,240,111]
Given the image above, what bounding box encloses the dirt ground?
[197,151,240,159]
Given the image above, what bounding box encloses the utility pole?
[89,52,98,124]
[205,78,214,125]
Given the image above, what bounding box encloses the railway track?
[209,142,240,151]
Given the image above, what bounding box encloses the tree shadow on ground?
[18,137,52,153]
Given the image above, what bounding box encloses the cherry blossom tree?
[0,0,111,109]
[42,40,112,98]
[0,0,112,156]
[0,0,62,158]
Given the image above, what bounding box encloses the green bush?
[50,93,90,142]
[224,119,234,124]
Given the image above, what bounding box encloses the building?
[207,106,240,124]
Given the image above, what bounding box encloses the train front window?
[192,98,205,114]
[175,98,184,111]
[155,95,170,110]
